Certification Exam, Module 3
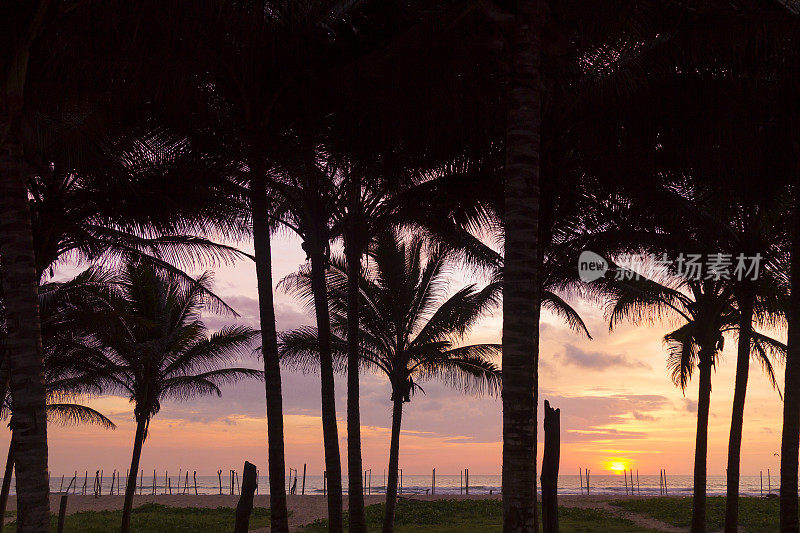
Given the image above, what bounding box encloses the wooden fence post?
[56,494,68,533]
[234,462,258,533]
[302,464,307,495]
[541,400,560,533]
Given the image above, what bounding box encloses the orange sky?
[17,235,785,478]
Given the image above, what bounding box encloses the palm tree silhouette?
[280,231,500,533]
[65,262,260,533]
[0,267,119,524]
[599,253,783,530]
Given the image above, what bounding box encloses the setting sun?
[603,459,631,473]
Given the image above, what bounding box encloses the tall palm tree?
[712,192,790,532]
[280,231,501,533]
[497,1,544,529]
[599,257,784,532]
[0,2,54,526]
[0,267,118,529]
[65,262,260,533]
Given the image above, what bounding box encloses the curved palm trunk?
[382,396,403,533]
[309,247,343,533]
[0,439,14,533]
[690,354,713,533]
[0,158,51,532]
[781,199,800,533]
[502,0,543,532]
[345,231,366,532]
[120,417,147,533]
[250,176,289,532]
[724,292,754,533]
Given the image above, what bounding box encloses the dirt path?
[558,496,684,532]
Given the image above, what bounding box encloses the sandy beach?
[3,493,685,532]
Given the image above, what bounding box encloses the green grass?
[301,499,661,532]
[610,496,779,532]
[3,503,271,532]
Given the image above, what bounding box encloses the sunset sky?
[24,234,785,478]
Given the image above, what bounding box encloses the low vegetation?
[610,496,779,532]
[301,499,660,532]
[3,504,270,533]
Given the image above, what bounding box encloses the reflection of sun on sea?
[603,459,630,473]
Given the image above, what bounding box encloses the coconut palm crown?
[279,230,500,533]
[65,261,261,532]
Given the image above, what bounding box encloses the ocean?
[36,473,779,497]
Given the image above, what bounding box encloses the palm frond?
[45,403,116,430]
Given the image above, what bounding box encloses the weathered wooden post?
[302,464,307,495]
[56,494,68,533]
[460,470,463,495]
[400,469,403,495]
[194,471,198,495]
[541,400,560,533]
[624,469,628,496]
[432,468,435,495]
[760,470,763,497]
[218,470,223,494]
[234,461,258,533]
[465,468,469,495]
[83,471,87,495]
[586,469,590,495]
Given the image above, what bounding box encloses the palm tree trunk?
[250,175,289,533]
[382,396,403,533]
[690,353,713,533]
[502,0,543,531]
[0,439,15,533]
[781,198,800,533]
[0,151,51,532]
[345,224,366,531]
[724,291,754,533]
[120,417,147,533]
[309,246,344,533]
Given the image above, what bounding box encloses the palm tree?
[280,231,501,533]
[712,192,790,532]
[598,256,784,532]
[65,262,260,533]
[0,4,54,526]
[0,267,120,527]
[0,381,117,533]
[498,1,544,528]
